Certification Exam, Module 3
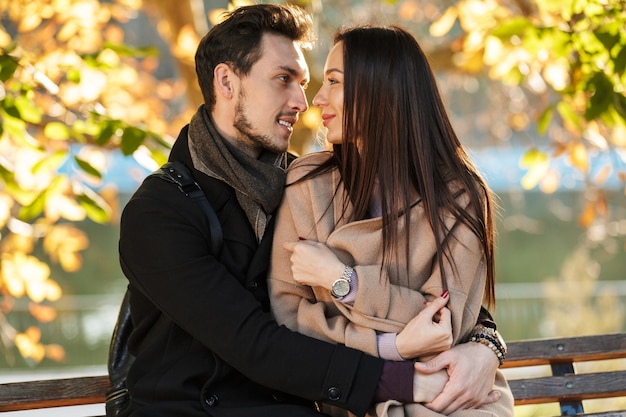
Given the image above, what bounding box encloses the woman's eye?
[328,78,338,85]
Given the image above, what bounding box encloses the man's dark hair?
[195,3,314,111]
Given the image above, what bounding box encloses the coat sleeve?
[119,177,383,417]
[348,216,487,345]
[269,175,486,357]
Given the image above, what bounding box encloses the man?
[118,4,502,416]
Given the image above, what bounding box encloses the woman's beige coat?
[269,152,513,417]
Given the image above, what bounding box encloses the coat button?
[327,387,341,401]
[249,281,258,289]
[205,394,219,407]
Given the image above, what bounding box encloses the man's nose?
[291,87,309,113]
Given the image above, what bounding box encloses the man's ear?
[214,63,236,99]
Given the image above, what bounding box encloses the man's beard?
[233,89,285,154]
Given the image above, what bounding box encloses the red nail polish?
[298,237,306,241]
[441,290,449,298]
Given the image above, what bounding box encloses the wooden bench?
[0,333,624,416]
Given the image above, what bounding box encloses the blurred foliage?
[0,0,177,365]
[0,0,624,366]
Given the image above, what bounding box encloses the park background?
[0,0,625,415]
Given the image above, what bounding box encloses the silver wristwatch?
[331,265,353,298]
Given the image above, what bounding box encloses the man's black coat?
[118,126,383,417]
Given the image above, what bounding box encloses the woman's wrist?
[468,324,507,366]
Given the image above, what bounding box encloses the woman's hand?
[395,292,452,359]
[282,239,345,290]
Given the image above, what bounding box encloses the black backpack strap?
[150,161,223,254]
[106,161,222,417]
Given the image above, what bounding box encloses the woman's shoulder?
[286,151,334,181]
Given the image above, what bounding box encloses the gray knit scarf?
[188,105,288,241]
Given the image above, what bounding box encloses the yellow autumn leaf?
[15,328,45,363]
[398,0,419,21]
[1,258,26,298]
[209,8,229,25]
[44,279,62,301]
[0,192,14,229]
[610,124,626,146]
[579,200,596,228]
[0,27,12,48]
[429,6,458,37]
[520,148,549,190]
[457,0,498,32]
[29,303,58,323]
[3,252,51,301]
[543,58,570,91]
[596,194,608,218]
[57,20,79,42]
[594,165,612,186]
[26,278,49,303]
[59,249,83,272]
[568,143,589,173]
[539,169,560,194]
[45,344,66,362]
[45,194,87,222]
[18,13,42,32]
[43,224,89,263]
[483,36,505,66]
[174,25,200,61]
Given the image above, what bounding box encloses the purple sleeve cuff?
[373,361,414,403]
[377,333,404,361]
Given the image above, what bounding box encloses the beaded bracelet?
[469,325,507,366]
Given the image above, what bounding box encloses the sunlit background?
[0,0,625,415]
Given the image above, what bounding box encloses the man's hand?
[413,342,501,414]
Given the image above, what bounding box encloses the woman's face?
[313,41,344,145]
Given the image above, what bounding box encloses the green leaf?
[74,156,103,179]
[14,95,42,124]
[538,106,554,135]
[556,101,582,130]
[593,29,620,51]
[32,151,67,174]
[520,147,549,168]
[44,122,70,140]
[614,93,626,123]
[95,119,121,145]
[76,186,110,223]
[66,68,81,83]
[120,126,146,155]
[102,41,160,58]
[491,17,532,40]
[614,46,626,74]
[584,72,613,120]
[0,54,18,82]
[18,191,46,221]
[1,108,26,140]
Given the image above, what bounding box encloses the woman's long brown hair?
[295,25,496,307]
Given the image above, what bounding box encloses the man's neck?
[211,109,261,159]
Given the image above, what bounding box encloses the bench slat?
[509,370,626,405]
[0,375,109,412]
[503,334,626,367]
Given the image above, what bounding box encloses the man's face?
[233,32,310,154]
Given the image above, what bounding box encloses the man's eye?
[278,75,289,82]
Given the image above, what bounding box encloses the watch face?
[332,279,350,297]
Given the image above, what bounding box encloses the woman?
[268,25,513,417]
